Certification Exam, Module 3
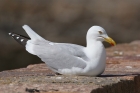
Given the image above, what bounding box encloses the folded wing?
[27,40,87,72]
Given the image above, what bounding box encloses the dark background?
[0,0,140,71]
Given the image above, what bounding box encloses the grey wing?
[32,41,87,71]
[39,52,87,70]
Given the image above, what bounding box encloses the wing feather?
[26,40,88,71]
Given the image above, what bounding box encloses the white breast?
[82,41,106,76]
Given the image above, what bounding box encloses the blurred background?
[0,0,140,71]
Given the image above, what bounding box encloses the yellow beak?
[104,37,116,46]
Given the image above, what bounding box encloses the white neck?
[85,37,105,60]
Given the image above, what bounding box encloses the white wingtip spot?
[12,34,14,37]
[16,37,19,39]
[21,39,24,42]
[9,33,11,35]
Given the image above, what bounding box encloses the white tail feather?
[22,25,44,40]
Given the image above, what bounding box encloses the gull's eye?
[98,31,103,34]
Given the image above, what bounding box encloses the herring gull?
[9,25,116,76]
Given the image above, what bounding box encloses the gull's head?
[87,26,116,46]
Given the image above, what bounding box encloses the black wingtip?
[9,32,30,47]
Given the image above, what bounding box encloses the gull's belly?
[84,59,106,76]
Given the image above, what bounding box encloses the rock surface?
[0,41,140,93]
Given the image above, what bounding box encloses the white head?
[87,26,116,46]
